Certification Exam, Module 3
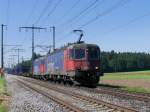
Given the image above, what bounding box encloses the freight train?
[32,41,103,86]
[12,30,103,87]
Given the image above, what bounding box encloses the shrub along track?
[15,76,138,112]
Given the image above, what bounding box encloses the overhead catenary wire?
[56,29,85,47]
[21,0,39,53]
[41,0,63,25]
[57,0,131,44]
[6,0,10,25]
[5,0,10,62]
[19,25,47,75]
[56,0,104,38]
[102,11,150,36]
[69,0,105,26]
[57,31,73,42]
[25,0,39,25]
[78,0,131,29]
[34,0,53,25]
[56,0,81,26]
[60,0,99,27]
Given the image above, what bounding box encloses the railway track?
[76,86,150,102]
[16,78,85,112]
[16,77,138,112]
[25,76,150,102]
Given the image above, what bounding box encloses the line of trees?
[11,51,150,73]
[9,53,42,74]
[101,50,150,72]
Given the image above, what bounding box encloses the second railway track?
[15,76,138,112]
[75,86,150,102]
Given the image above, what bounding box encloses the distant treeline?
[101,51,150,72]
[12,51,150,73]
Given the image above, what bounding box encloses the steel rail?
[16,78,85,112]
[19,77,138,112]
[76,86,150,102]
[96,88,150,102]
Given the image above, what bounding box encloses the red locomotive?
[33,31,103,87]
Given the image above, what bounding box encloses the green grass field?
[0,78,6,94]
[0,104,8,112]
[101,70,150,80]
[0,78,8,112]
[100,70,150,93]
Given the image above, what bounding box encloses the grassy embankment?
[100,70,150,93]
[0,78,8,112]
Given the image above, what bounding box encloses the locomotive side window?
[88,47,100,60]
[69,49,74,59]
[69,49,85,59]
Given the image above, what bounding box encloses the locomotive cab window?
[69,49,85,59]
[88,47,100,60]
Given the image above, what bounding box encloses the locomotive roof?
[34,42,100,62]
[34,56,46,62]
[68,43,99,49]
[55,42,99,51]
[47,42,99,54]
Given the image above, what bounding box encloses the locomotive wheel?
[68,81,73,86]
[60,80,64,85]
[63,81,67,85]
[58,80,61,84]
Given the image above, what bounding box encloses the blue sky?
[0,0,150,67]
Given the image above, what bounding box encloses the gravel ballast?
[23,76,150,112]
[6,75,150,112]
[57,84,150,112]
[6,75,66,112]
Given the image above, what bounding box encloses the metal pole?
[53,26,55,51]
[11,48,24,65]
[50,26,55,51]
[1,24,4,69]
[19,25,46,75]
[32,24,34,74]
[17,49,20,73]
[18,49,19,65]
[21,56,24,62]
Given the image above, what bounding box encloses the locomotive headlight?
[84,66,88,70]
[95,66,99,69]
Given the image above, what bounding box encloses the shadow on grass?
[97,83,123,89]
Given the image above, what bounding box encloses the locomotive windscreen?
[88,47,100,60]
[69,49,85,59]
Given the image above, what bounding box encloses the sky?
[0,0,150,67]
